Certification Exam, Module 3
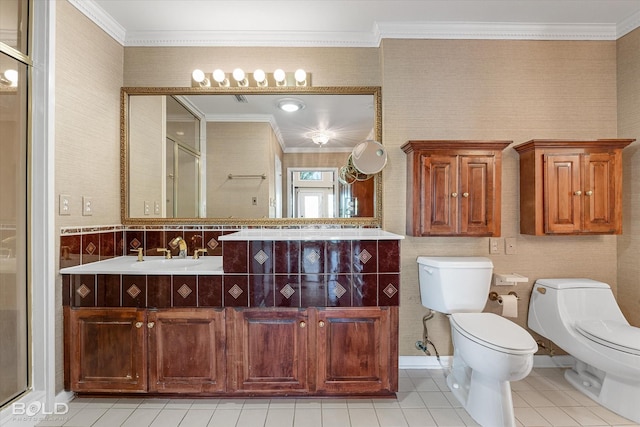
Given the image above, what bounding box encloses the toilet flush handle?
[423,266,434,274]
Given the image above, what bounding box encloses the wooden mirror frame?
[120,86,382,226]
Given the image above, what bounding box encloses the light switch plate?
[59,194,71,215]
[489,237,501,254]
[82,196,93,216]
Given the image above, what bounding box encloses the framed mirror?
[121,86,382,226]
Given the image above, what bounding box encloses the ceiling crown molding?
[71,1,639,47]
[374,21,620,42]
[68,0,126,45]
[617,9,640,38]
[122,30,377,47]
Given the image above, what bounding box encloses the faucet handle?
[193,248,208,259]
[130,248,144,262]
[157,248,172,259]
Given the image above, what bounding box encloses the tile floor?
[34,368,638,427]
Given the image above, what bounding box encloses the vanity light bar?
[191,68,310,88]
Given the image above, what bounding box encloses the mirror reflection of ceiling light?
[277,98,305,112]
[0,69,18,87]
[310,131,330,145]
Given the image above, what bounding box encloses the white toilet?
[528,278,640,423]
[417,257,537,427]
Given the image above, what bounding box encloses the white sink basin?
[131,258,203,270]
[59,256,223,275]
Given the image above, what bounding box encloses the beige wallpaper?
[617,28,640,327]
[379,38,620,355]
[54,0,124,392]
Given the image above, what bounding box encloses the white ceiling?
[75,0,640,46]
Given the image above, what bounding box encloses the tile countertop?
[219,229,405,241]
[59,255,224,275]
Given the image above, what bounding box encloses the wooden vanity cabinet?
[148,309,226,393]
[67,307,226,394]
[402,140,511,237]
[514,139,634,235]
[66,306,397,396]
[316,307,397,395]
[229,308,311,394]
[68,308,147,392]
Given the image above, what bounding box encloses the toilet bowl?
[417,257,537,427]
[528,278,640,423]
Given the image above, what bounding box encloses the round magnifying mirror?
[351,140,387,175]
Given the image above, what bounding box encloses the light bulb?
[232,68,248,87]
[294,69,307,86]
[274,69,286,86]
[212,69,229,87]
[192,69,205,83]
[253,69,267,86]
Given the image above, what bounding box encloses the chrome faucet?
[169,236,188,258]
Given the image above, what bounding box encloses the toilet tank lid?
[535,278,610,289]
[417,256,493,268]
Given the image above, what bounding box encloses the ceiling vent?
[234,94,248,103]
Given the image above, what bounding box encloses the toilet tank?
[528,278,627,338]
[417,256,493,313]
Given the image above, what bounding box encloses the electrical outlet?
[144,201,150,215]
[82,196,93,216]
[505,238,517,255]
[59,194,71,216]
[154,201,160,215]
[489,237,501,254]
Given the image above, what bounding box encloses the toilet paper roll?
[498,294,518,318]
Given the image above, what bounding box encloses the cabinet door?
[421,154,458,235]
[544,154,582,233]
[148,309,226,393]
[583,152,617,233]
[230,308,309,393]
[69,308,147,392]
[316,307,393,395]
[459,155,495,235]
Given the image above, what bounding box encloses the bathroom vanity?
[61,228,403,397]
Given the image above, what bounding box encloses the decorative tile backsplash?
[60,225,401,309]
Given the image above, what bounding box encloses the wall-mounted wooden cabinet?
[514,139,634,235]
[401,140,511,237]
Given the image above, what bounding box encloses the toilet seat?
[575,320,640,356]
[450,313,538,355]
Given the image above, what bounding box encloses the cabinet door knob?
[451,192,458,198]
[318,320,325,328]
[585,190,593,196]
[462,192,469,198]
[147,322,155,329]
[299,321,306,328]
[135,322,143,329]
[574,190,582,196]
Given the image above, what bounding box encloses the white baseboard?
[399,354,575,370]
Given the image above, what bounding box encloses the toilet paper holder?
[489,291,519,303]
